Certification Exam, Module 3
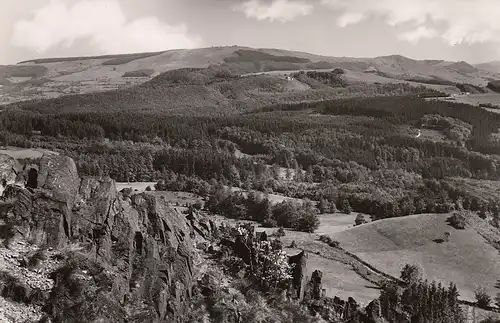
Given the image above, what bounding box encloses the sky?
[1,0,500,65]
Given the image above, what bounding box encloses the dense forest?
[2,93,500,228]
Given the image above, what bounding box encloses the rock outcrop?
[0,154,20,196]
[0,153,213,322]
[363,299,388,323]
[288,250,308,301]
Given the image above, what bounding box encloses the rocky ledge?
[0,153,215,322]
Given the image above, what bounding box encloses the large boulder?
[36,155,80,204]
[1,155,82,248]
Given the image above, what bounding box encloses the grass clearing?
[115,182,157,193]
[435,93,500,107]
[0,147,58,159]
[332,213,500,302]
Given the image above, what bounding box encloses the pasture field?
[332,213,500,302]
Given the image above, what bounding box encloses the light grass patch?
[115,182,157,193]
[332,213,500,302]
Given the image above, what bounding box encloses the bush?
[296,213,320,233]
[475,286,492,308]
[273,227,285,237]
[0,223,16,247]
[0,271,30,303]
[448,212,466,229]
[318,235,339,248]
[28,249,47,268]
[193,200,203,210]
[120,187,133,198]
[355,214,366,226]
[400,264,423,284]
[340,199,352,214]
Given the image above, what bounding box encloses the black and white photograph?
[1,0,500,322]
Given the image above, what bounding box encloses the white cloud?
[321,0,500,45]
[337,12,365,28]
[11,0,202,55]
[236,0,313,23]
[398,26,438,44]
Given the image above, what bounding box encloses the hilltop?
[2,46,500,106]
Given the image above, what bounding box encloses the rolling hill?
[2,46,500,106]
[332,213,500,302]
[476,61,500,74]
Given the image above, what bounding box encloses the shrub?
[474,286,492,308]
[340,199,352,214]
[448,212,466,229]
[0,223,16,247]
[28,249,47,268]
[0,271,30,303]
[318,198,337,214]
[318,235,339,248]
[273,227,285,237]
[222,256,247,276]
[120,187,133,198]
[355,214,366,226]
[296,213,320,233]
[193,200,203,210]
[145,186,152,191]
[400,264,423,284]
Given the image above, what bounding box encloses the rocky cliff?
[0,153,214,322]
[1,153,393,323]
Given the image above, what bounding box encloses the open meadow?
[331,213,500,302]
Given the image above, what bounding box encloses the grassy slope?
[332,213,500,302]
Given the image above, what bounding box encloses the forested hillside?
[2,88,500,227]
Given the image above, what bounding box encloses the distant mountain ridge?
[475,61,500,74]
[1,46,500,105]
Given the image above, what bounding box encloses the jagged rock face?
[0,154,21,196]
[37,155,80,204]
[0,154,205,322]
[127,192,195,323]
[309,270,323,300]
[364,299,388,323]
[288,250,308,301]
